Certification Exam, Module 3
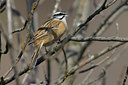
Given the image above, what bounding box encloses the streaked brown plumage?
[28,12,68,68]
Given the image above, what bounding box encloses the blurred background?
[0,0,128,85]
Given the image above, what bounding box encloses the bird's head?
[52,11,68,20]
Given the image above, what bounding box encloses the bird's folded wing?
[28,20,61,45]
[28,28,48,45]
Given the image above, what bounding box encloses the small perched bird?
[28,11,68,68]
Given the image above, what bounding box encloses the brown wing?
[28,19,61,45]
[28,28,48,45]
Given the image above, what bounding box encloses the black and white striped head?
[52,11,68,20]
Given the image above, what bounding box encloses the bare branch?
[71,36,128,42]
[2,0,40,80]
[79,50,115,73]
[52,0,61,14]
[106,0,117,7]
[1,32,71,84]
[0,41,8,54]
[12,0,40,34]
[7,0,13,39]
[0,20,20,85]
[74,0,108,35]
[122,66,128,85]
[76,0,128,63]
[1,0,128,84]
[53,42,126,84]
[0,0,6,13]
[85,69,106,85]
[46,59,51,85]
[62,47,68,73]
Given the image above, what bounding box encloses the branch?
[0,41,8,54]
[79,50,115,73]
[1,0,123,84]
[71,36,128,42]
[94,0,128,37]
[76,0,127,59]
[53,42,126,84]
[77,0,107,30]
[73,0,119,62]
[62,47,68,73]
[0,23,12,55]
[0,18,20,85]
[12,0,40,34]
[85,69,106,85]
[122,66,128,85]
[0,0,6,9]
[0,0,6,13]
[52,0,61,14]
[1,33,70,84]
[2,0,40,80]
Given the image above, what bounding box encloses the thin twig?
[3,0,40,79]
[11,7,25,24]
[75,0,118,62]
[96,5,128,37]
[76,0,124,59]
[47,59,51,85]
[0,41,8,54]
[0,31,1,66]
[53,42,125,84]
[7,0,13,39]
[0,0,112,83]
[0,20,20,85]
[52,0,61,14]
[8,45,21,85]
[117,66,127,85]
[12,0,40,34]
[85,69,106,85]
[81,43,128,85]
[0,24,8,55]
[71,36,128,42]
[79,68,94,85]
[62,47,68,73]
[122,66,128,85]
[0,0,6,13]
[79,50,115,73]
[2,0,127,84]
[77,0,107,34]
[94,0,126,36]
[0,0,6,9]
[1,33,71,84]
[106,0,117,7]
[61,0,91,84]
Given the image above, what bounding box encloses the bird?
[28,11,68,69]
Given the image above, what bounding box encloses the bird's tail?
[29,46,39,69]
[29,42,44,69]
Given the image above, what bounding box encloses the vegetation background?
[0,0,128,85]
